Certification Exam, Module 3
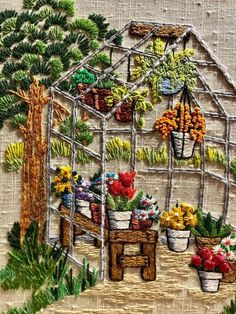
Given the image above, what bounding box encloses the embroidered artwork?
[0,0,236,313]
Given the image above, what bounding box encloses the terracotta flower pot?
[198,270,222,293]
[107,210,132,229]
[171,131,196,159]
[195,236,222,250]
[132,219,153,230]
[77,83,94,107]
[222,260,236,283]
[93,88,113,112]
[114,102,133,122]
[166,228,190,252]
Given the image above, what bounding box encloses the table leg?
[141,243,156,281]
[109,243,124,281]
[60,217,72,247]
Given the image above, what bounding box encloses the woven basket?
[131,219,153,230]
[195,236,222,250]
[222,261,236,283]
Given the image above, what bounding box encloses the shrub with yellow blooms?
[160,202,198,231]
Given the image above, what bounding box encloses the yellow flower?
[52,176,61,184]
[60,165,72,179]
[184,212,198,227]
[54,182,72,193]
[170,218,185,230]
[180,202,195,213]
[73,174,79,182]
[170,206,184,220]
[161,211,174,227]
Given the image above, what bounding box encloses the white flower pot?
[108,211,132,229]
[166,228,190,252]
[171,131,196,159]
[198,270,223,293]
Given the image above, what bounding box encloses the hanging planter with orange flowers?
[154,90,206,159]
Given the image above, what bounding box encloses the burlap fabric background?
[0,0,236,313]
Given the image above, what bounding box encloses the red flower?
[212,254,225,266]
[118,171,136,188]
[199,248,213,260]
[108,181,124,196]
[191,255,202,267]
[204,260,216,271]
[219,262,231,273]
[124,187,137,200]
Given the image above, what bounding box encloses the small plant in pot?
[130,38,197,103]
[160,202,198,252]
[51,165,79,208]
[105,85,154,127]
[191,210,232,250]
[190,248,231,293]
[71,68,115,112]
[213,234,236,283]
[131,193,161,230]
[154,100,206,159]
[106,171,140,229]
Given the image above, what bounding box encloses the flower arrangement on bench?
[154,101,206,158]
[160,202,198,252]
[190,248,231,292]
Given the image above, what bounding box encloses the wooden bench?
[109,230,158,281]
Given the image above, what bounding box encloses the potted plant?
[131,193,161,230]
[190,248,231,292]
[213,234,236,283]
[71,68,115,112]
[106,171,141,229]
[160,202,198,252]
[191,210,232,250]
[155,101,206,158]
[51,165,79,208]
[105,85,154,127]
[130,38,197,103]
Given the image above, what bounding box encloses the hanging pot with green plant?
[191,210,232,250]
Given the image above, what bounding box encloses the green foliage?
[230,157,236,181]
[10,113,27,128]
[130,38,196,103]
[71,68,96,85]
[191,210,232,238]
[89,52,111,68]
[70,18,99,40]
[107,191,144,212]
[206,146,226,166]
[174,153,202,168]
[105,29,123,45]
[7,222,21,250]
[76,150,93,165]
[88,14,109,40]
[221,298,236,314]
[4,142,24,171]
[0,2,113,129]
[105,137,131,162]
[57,0,75,16]
[136,145,169,166]
[59,117,94,146]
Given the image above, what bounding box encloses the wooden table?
[109,229,158,281]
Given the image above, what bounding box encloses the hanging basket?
[131,219,153,230]
[222,261,236,283]
[166,228,190,252]
[107,210,132,229]
[198,270,223,293]
[195,236,222,250]
[161,78,184,95]
[114,102,133,122]
[171,131,196,159]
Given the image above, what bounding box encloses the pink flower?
[204,260,216,271]
[191,255,202,267]
[199,248,213,260]
[220,262,231,273]
[225,239,231,246]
